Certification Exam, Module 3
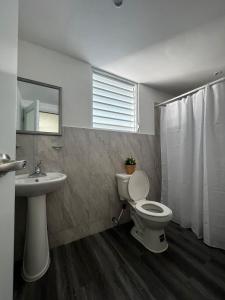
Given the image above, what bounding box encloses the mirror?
[17,77,62,135]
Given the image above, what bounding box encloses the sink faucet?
[29,160,47,177]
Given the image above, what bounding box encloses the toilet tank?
[116,173,132,201]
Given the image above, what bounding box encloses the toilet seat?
[127,171,172,219]
[135,200,172,218]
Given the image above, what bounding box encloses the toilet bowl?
[116,170,173,253]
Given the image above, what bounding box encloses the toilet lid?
[128,170,150,201]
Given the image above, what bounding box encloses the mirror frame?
[17,77,62,136]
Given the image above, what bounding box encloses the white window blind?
[92,70,137,132]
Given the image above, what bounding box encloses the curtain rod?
[155,77,225,107]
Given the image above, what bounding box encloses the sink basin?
[16,172,67,197]
[15,172,66,282]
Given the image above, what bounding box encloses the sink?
[15,172,67,282]
[16,172,67,197]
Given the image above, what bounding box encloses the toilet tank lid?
[128,170,150,201]
[116,173,132,179]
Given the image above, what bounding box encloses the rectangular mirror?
[17,77,62,135]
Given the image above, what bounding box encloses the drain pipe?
[112,204,127,226]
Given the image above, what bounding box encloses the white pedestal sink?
[15,172,67,282]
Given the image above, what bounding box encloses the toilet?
[116,170,173,253]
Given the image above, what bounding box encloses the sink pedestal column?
[22,195,50,282]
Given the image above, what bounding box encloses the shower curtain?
[161,80,225,250]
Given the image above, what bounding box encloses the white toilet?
[116,170,173,253]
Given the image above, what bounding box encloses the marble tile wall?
[15,125,161,261]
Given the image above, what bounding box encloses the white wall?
[138,84,171,135]
[18,40,171,135]
[18,40,92,128]
[0,0,18,299]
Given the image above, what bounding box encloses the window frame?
[92,68,139,133]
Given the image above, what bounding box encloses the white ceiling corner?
[19,0,225,94]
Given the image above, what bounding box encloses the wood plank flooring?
[14,222,225,300]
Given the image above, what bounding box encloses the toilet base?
[130,225,168,253]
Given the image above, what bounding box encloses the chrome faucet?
[29,160,47,177]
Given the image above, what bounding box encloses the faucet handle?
[37,160,42,167]
[29,160,46,177]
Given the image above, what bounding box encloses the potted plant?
[125,156,136,174]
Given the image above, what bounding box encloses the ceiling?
[19,0,225,94]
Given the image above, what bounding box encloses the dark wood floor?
[14,222,225,300]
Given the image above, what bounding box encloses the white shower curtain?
[161,80,225,250]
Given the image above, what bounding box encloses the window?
[39,112,59,133]
[92,69,138,132]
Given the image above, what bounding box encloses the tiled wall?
[15,124,161,261]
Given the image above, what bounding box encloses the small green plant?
[125,156,136,165]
